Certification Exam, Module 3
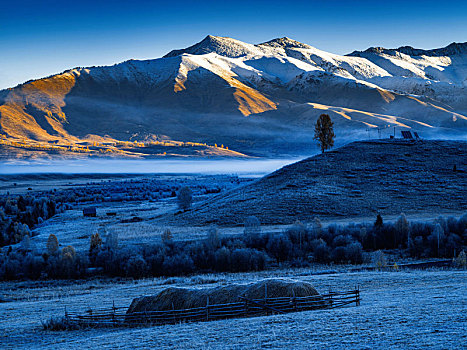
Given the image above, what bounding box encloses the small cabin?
[83,207,97,217]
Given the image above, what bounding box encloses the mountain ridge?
[1,35,466,159]
[349,41,467,57]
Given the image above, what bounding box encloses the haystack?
[126,279,320,318]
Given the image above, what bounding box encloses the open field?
[0,173,254,251]
[1,167,464,254]
[1,140,466,349]
[1,269,466,349]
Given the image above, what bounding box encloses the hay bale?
[243,279,319,299]
[126,279,320,322]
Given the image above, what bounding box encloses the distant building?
[83,207,97,217]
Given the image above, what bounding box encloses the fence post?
[356,286,360,306]
[265,283,268,315]
[206,296,209,322]
[65,306,68,321]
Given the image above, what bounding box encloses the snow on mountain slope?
[1,35,466,159]
[349,43,467,109]
[283,45,392,80]
[164,35,264,58]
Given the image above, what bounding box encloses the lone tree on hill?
[314,114,335,153]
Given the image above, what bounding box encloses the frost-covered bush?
[162,253,194,276]
[206,226,221,250]
[104,232,119,251]
[458,212,467,235]
[409,236,425,258]
[244,216,261,237]
[96,246,133,276]
[143,244,166,276]
[46,245,87,279]
[125,254,148,278]
[311,217,323,236]
[312,240,331,263]
[374,250,387,270]
[445,233,462,258]
[455,250,466,268]
[177,186,192,210]
[345,242,363,264]
[332,235,353,248]
[23,253,44,279]
[187,241,212,270]
[47,234,59,256]
[266,234,293,262]
[428,224,445,257]
[0,251,22,280]
[395,213,410,246]
[286,221,309,248]
[331,246,347,263]
[0,195,58,247]
[214,247,231,271]
[89,232,102,264]
[330,238,362,264]
[230,248,266,272]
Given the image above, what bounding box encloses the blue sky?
[1,0,466,89]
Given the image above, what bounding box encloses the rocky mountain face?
[1,36,466,158]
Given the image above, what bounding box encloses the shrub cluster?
[0,195,59,247]
[0,234,87,280]
[1,213,466,281]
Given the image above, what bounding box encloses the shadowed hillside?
[160,140,467,225]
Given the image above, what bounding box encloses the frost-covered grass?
[11,174,253,251]
[1,268,466,349]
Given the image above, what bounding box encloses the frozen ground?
[1,269,465,349]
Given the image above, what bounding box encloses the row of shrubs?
[1,212,466,281]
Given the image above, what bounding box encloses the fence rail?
[62,289,360,328]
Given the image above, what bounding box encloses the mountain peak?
[258,37,311,49]
[163,35,257,58]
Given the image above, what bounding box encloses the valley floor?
[2,171,464,254]
[1,268,466,349]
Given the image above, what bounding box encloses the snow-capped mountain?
[1,35,466,157]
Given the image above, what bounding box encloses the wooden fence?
[63,289,360,328]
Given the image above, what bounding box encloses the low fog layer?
[0,158,304,176]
